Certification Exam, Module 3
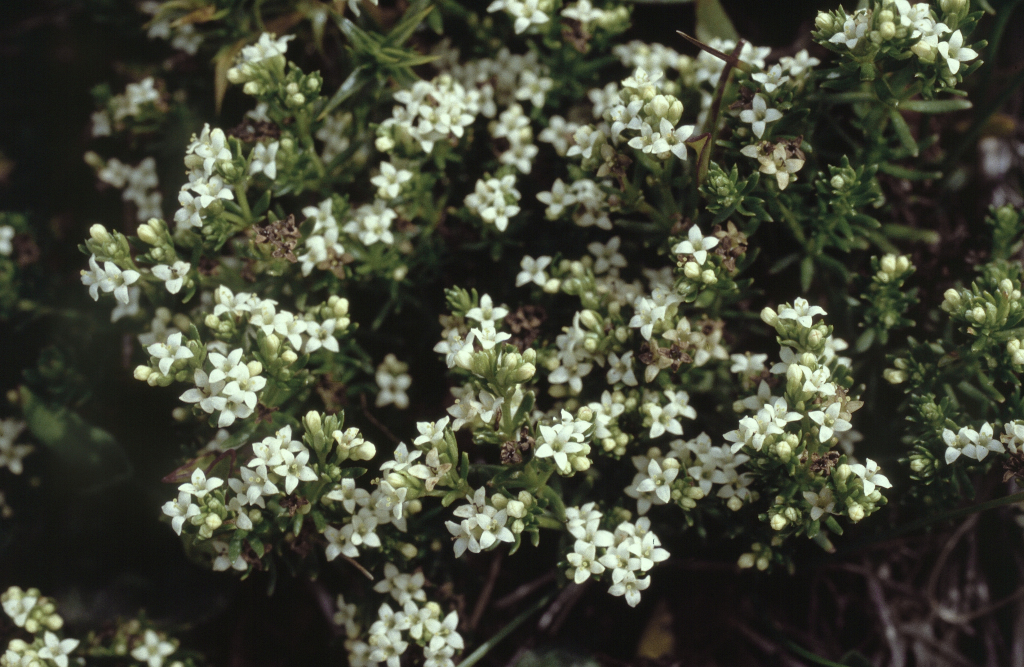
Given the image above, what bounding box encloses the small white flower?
[147,331,194,374]
[376,354,412,409]
[161,491,200,535]
[566,539,606,584]
[672,225,719,265]
[802,487,836,521]
[516,255,551,287]
[178,468,223,499]
[588,236,627,274]
[809,403,852,442]
[371,161,413,200]
[151,261,191,295]
[131,630,176,667]
[848,458,892,495]
[38,632,80,667]
[937,30,978,74]
[739,94,783,140]
[607,570,650,608]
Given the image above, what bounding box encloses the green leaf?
[800,255,815,292]
[385,2,435,47]
[899,98,973,113]
[684,132,714,183]
[855,328,875,353]
[249,536,265,558]
[317,65,371,121]
[695,0,738,43]
[251,189,272,218]
[20,387,132,493]
[888,108,919,157]
[311,510,328,532]
[840,651,874,667]
[340,466,368,478]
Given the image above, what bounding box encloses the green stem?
[785,641,848,667]
[458,592,556,667]
[234,185,252,222]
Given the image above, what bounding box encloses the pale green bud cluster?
[1,587,63,634]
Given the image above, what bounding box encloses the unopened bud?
[761,307,778,326]
[205,513,222,530]
[770,514,788,531]
[281,350,298,364]
[847,503,865,522]
[738,553,756,569]
[683,261,701,280]
[247,360,263,376]
[134,365,153,381]
[880,254,897,274]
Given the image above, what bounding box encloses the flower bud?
[847,503,865,522]
[879,21,896,40]
[304,410,323,437]
[775,441,792,462]
[137,220,162,245]
[807,329,823,347]
[830,174,846,190]
[579,310,601,330]
[770,514,788,531]
[683,261,701,280]
[247,360,263,377]
[940,0,967,14]
[89,224,112,244]
[896,255,910,272]
[243,81,261,96]
[205,513,222,530]
[970,306,986,323]
[1008,339,1021,354]
[281,350,298,364]
[1013,349,1024,366]
[738,553,756,569]
[506,499,526,518]
[727,496,744,511]
[756,556,770,571]
[512,519,525,534]
[543,278,562,293]
[513,363,536,382]
[761,307,778,326]
[835,463,851,483]
[880,254,897,274]
[522,347,536,364]
[911,40,937,62]
[134,365,153,381]
[701,269,717,284]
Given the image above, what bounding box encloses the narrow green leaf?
[695,0,738,43]
[20,387,132,493]
[899,98,973,113]
[800,255,815,292]
[385,2,435,46]
[683,132,713,183]
[888,108,919,157]
[317,65,371,121]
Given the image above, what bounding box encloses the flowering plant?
[1,0,1023,664]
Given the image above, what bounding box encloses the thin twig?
[493,571,556,610]
[862,558,906,667]
[458,592,555,667]
[925,514,979,613]
[360,392,401,444]
[468,551,503,631]
[537,582,588,633]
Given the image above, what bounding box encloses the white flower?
[2,589,38,626]
[179,369,227,414]
[466,294,509,326]
[808,403,852,442]
[161,491,200,535]
[249,141,279,179]
[325,478,371,513]
[636,459,678,504]
[778,297,826,327]
[751,64,790,93]
[672,225,719,265]
[376,354,411,409]
[516,255,551,287]
[535,412,586,472]
[588,236,627,274]
[414,418,450,448]
[147,331,194,374]
[237,32,294,64]
[606,351,638,386]
[802,487,836,521]
[178,468,223,499]
[943,423,1004,463]
[229,464,279,507]
[0,226,14,256]
[305,319,341,354]
[739,94,783,140]
[607,570,650,607]
[937,30,978,74]
[371,161,414,200]
[489,0,550,34]
[536,179,578,219]
[830,10,870,49]
[629,297,667,341]
[567,539,606,584]
[151,261,191,294]
[131,630,176,667]
[38,632,79,667]
[848,458,892,495]
[274,448,319,494]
